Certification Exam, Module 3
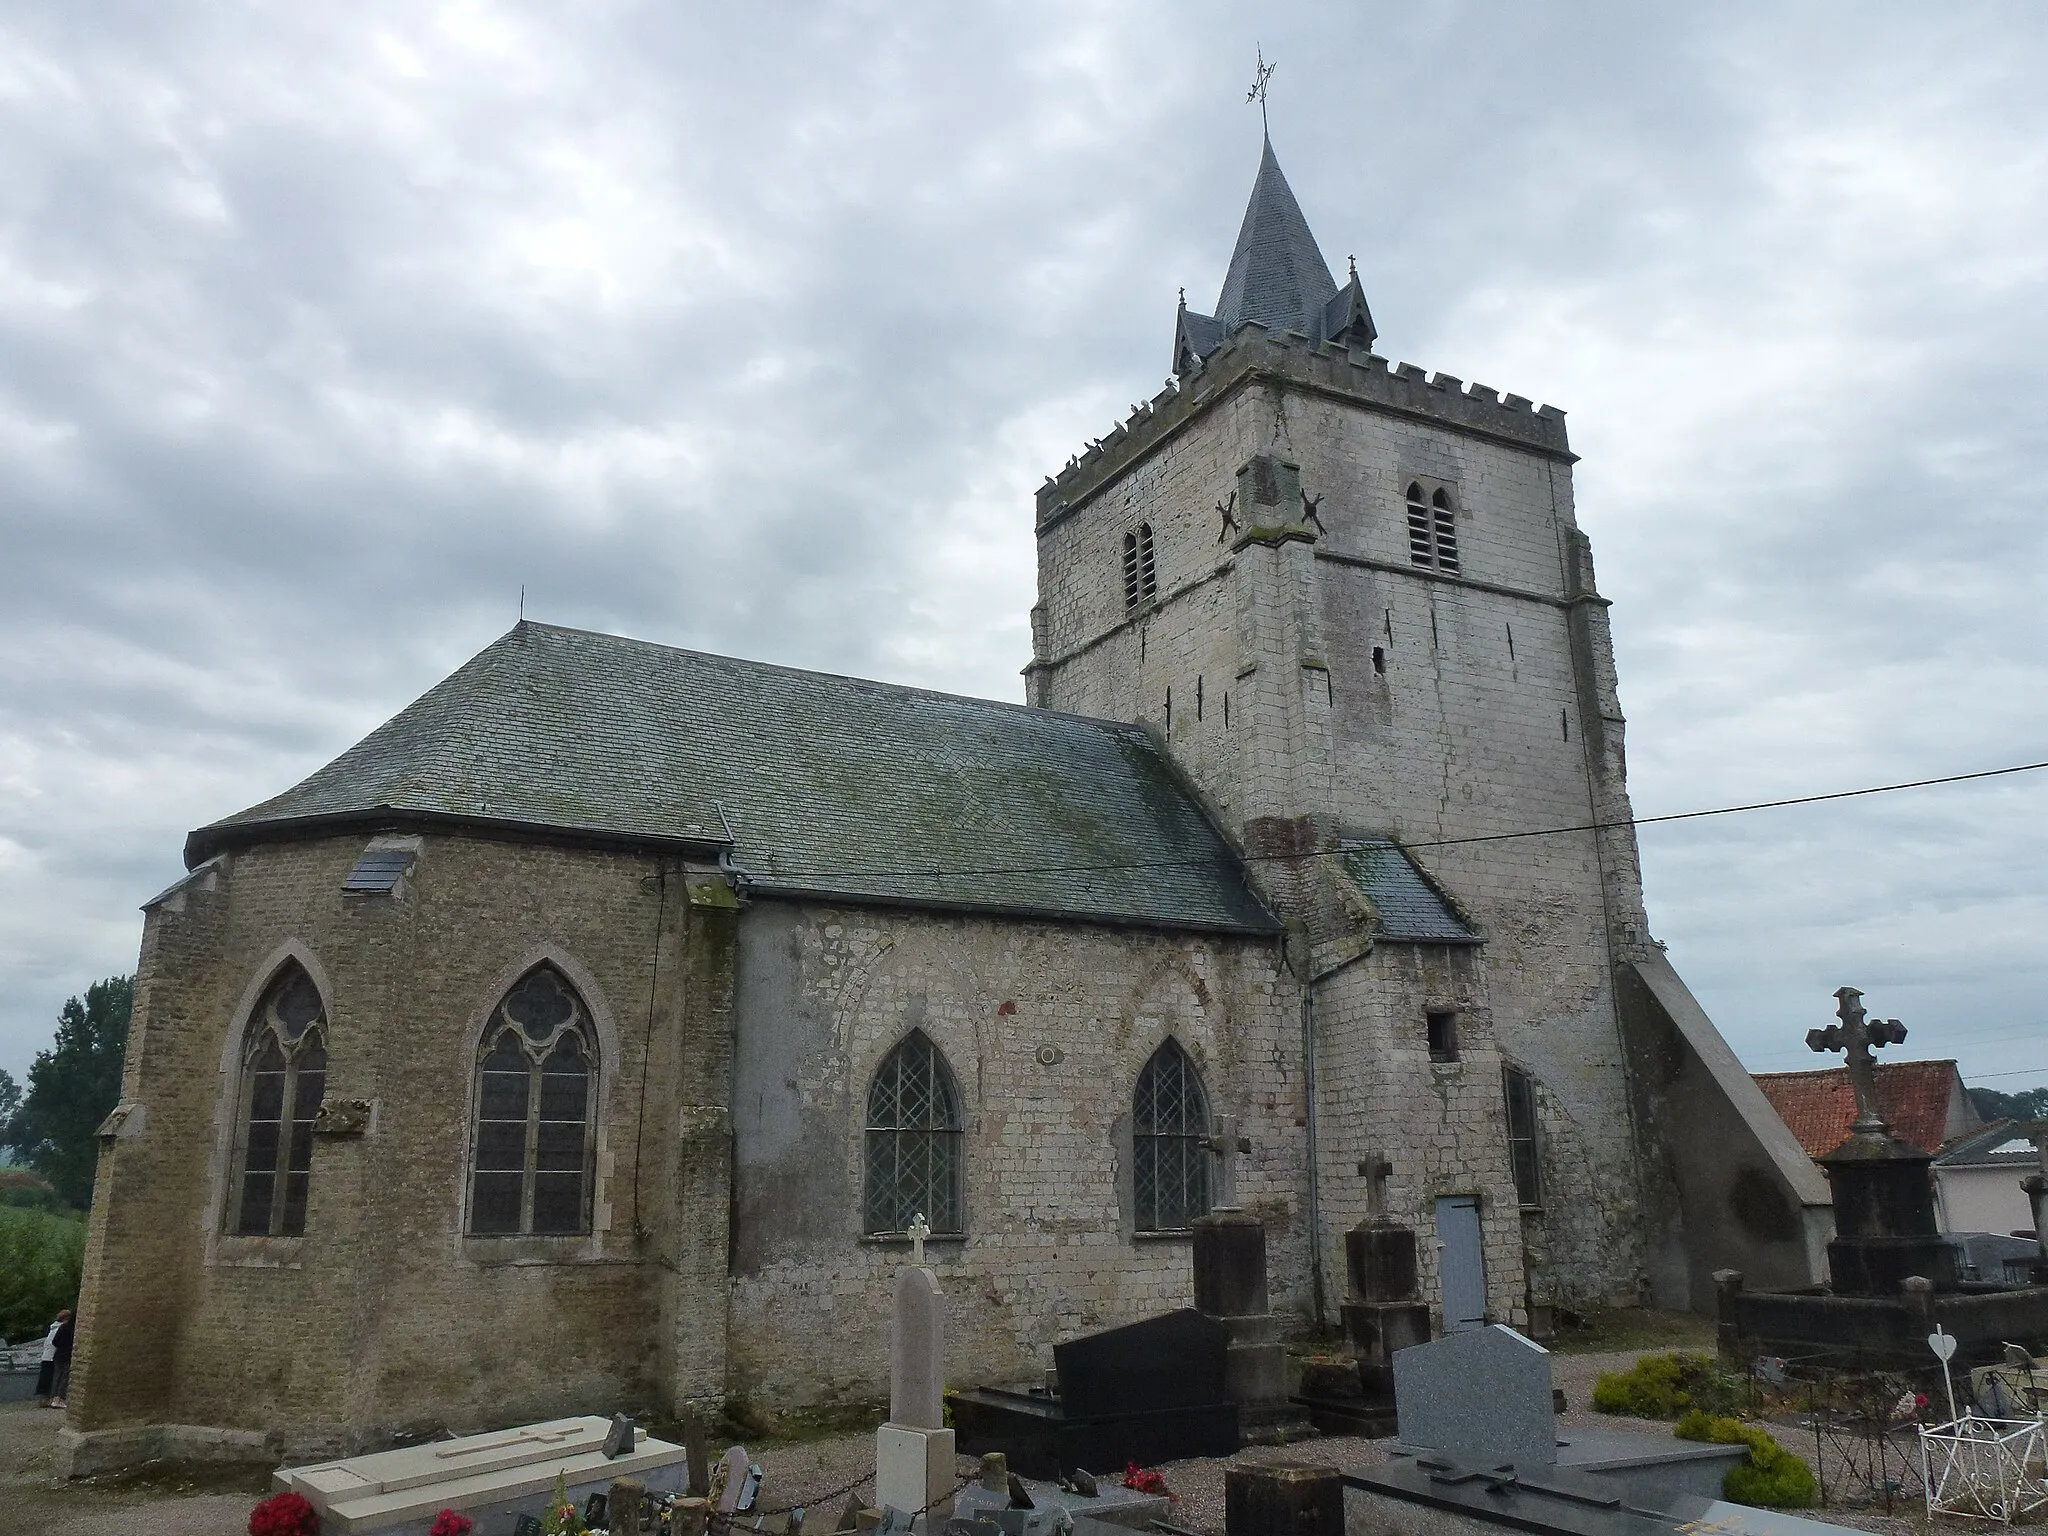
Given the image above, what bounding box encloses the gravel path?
[2,1347,1929,1536]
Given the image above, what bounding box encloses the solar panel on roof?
[343,847,415,894]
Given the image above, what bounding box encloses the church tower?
[1026,135,1670,1322]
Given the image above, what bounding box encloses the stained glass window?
[467,965,596,1236]
[1134,1039,1210,1231]
[863,1031,963,1236]
[227,963,329,1237]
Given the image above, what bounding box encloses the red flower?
[1122,1462,1169,1496]
[249,1490,320,1536]
[430,1511,475,1536]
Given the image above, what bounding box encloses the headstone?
[604,1413,636,1459]
[1393,1324,1556,1469]
[1190,1117,1301,1441]
[1224,1463,1343,1536]
[713,1446,752,1513]
[891,1267,947,1429]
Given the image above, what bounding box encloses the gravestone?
[713,1446,753,1513]
[272,1415,687,1534]
[948,1309,1237,1479]
[1294,1154,1430,1438]
[1190,1115,1305,1442]
[877,1234,955,1530]
[1393,1324,1556,1470]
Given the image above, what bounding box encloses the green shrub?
[1591,1352,1740,1418]
[0,1169,62,1211]
[0,1205,86,1342]
[1675,1411,1818,1509]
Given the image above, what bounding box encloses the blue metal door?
[1434,1195,1486,1332]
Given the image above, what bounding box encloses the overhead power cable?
[754,755,2048,885]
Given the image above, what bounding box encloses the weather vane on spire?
[1247,44,1275,134]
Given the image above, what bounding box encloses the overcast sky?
[4,3,2046,1095]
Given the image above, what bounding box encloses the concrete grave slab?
[274,1415,687,1535]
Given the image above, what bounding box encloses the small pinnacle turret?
[1174,137,1376,377]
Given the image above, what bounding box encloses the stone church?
[64,137,1826,1472]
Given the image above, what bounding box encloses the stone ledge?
[58,1421,274,1479]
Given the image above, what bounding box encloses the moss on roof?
[193,622,1278,935]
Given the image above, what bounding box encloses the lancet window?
[226,962,329,1237]
[1133,1038,1211,1231]
[863,1030,964,1237]
[1406,483,1462,575]
[468,965,597,1236]
[1122,524,1159,612]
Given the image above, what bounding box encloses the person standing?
[34,1312,64,1402]
[46,1309,74,1410]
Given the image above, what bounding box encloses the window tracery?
[468,965,596,1236]
[227,962,328,1237]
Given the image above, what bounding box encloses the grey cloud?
[4,2,2047,1092]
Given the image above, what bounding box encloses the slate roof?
[1752,1059,1971,1159]
[1935,1119,2046,1169]
[191,623,1279,935]
[1215,137,1338,336]
[1340,840,1478,944]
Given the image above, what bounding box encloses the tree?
[1967,1084,2048,1123]
[0,1066,19,1143]
[4,977,133,1209]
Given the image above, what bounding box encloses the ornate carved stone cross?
[1205,1114,1252,1210]
[907,1211,930,1266]
[1806,986,1908,1138]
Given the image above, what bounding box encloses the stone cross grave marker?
[1205,1114,1252,1210]
[1358,1152,1393,1220]
[1392,1323,1556,1470]
[907,1211,930,1266]
[1807,986,1907,1137]
[890,1265,946,1429]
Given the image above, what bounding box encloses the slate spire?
[1173,135,1375,376]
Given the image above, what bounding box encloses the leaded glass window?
[468,965,596,1236]
[227,963,328,1237]
[1133,1039,1210,1231]
[863,1031,963,1236]
[1503,1064,1542,1208]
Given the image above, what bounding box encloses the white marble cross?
[907,1212,930,1266]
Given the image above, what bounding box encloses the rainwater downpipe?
[1303,984,1328,1330]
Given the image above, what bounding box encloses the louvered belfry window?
[1133,1038,1212,1231]
[1122,524,1159,612]
[1406,483,1461,574]
[864,1030,964,1236]
[1503,1064,1543,1207]
[468,965,596,1236]
[227,963,329,1237]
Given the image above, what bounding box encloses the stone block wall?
[724,900,1307,1413]
[68,832,727,1463]
[1028,339,1653,1309]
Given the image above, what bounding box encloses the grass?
[1545,1307,1717,1356]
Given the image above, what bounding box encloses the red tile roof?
[1752,1060,1967,1159]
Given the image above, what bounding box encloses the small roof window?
[343,844,417,895]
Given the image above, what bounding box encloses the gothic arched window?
[1407,482,1461,574]
[864,1030,964,1236]
[468,965,597,1236]
[1122,524,1158,612]
[1133,1038,1211,1231]
[227,962,328,1237]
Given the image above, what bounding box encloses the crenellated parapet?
[1036,325,1572,531]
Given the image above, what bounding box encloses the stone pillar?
[1711,1269,1745,1366]
[1342,1219,1430,1398]
[1224,1462,1343,1536]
